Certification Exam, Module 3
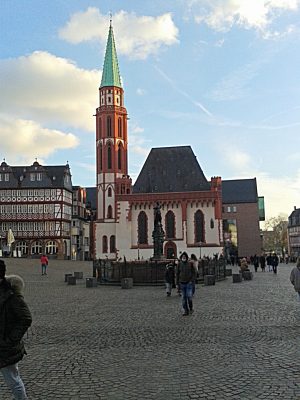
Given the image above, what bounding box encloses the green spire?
[100,23,122,88]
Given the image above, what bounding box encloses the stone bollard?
[74,272,83,279]
[121,277,133,289]
[86,277,97,288]
[67,276,77,285]
[204,275,216,286]
[232,273,242,283]
[65,273,73,283]
[225,268,232,276]
[242,270,253,280]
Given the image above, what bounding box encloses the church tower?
[96,22,131,224]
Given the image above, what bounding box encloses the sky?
[1,0,300,221]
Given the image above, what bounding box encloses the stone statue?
[152,202,165,260]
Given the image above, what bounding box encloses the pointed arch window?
[118,117,122,138]
[138,211,148,245]
[165,210,176,239]
[107,205,113,219]
[108,187,112,197]
[194,210,204,243]
[99,144,103,171]
[110,235,116,253]
[102,236,108,253]
[107,116,112,137]
[107,145,112,169]
[118,143,122,170]
[98,118,102,138]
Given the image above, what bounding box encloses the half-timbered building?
[0,160,73,258]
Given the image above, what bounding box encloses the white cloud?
[136,88,146,96]
[0,51,99,132]
[59,8,179,59]
[128,122,150,156]
[0,115,79,164]
[218,142,299,218]
[189,0,300,35]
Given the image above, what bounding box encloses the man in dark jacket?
[176,252,196,316]
[0,260,32,399]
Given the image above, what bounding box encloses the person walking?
[272,253,279,274]
[253,254,259,272]
[0,259,32,400]
[260,254,266,272]
[40,254,49,275]
[176,252,196,316]
[290,258,300,302]
[266,253,272,272]
[165,262,175,297]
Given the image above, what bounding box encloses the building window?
[165,210,175,239]
[107,146,112,169]
[31,241,43,255]
[108,187,112,197]
[210,218,214,229]
[194,210,204,243]
[138,211,148,245]
[15,241,28,255]
[118,144,122,170]
[30,173,35,181]
[99,144,103,171]
[4,174,9,182]
[110,235,116,253]
[98,118,102,138]
[37,173,42,181]
[0,174,2,181]
[118,117,122,138]
[107,116,112,137]
[102,235,108,253]
[107,205,113,219]
[46,241,58,255]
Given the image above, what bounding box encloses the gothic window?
[110,235,116,253]
[118,117,122,138]
[138,211,148,245]
[98,118,102,138]
[194,210,204,243]
[118,143,122,170]
[107,116,112,137]
[165,210,175,239]
[99,144,103,171]
[210,218,214,229]
[107,146,112,169]
[107,205,113,219]
[102,236,108,253]
[108,187,112,197]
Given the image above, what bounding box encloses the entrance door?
[164,241,177,259]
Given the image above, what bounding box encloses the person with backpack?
[0,259,32,399]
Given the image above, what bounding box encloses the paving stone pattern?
[0,259,299,399]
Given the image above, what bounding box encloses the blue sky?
[1,0,300,220]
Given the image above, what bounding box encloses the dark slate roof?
[288,208,300,226]
[221,178,258,204]
[86,187,97,210]
[133,146,210,193]
[0,161,72,190]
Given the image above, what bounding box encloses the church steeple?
[100,23,122,89]
[95,22,131,222]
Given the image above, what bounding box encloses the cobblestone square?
[1,259,299,399]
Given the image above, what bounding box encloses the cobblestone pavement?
[0,259,299,400]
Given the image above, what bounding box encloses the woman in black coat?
[0,260,32,399]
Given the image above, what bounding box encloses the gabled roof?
[133,146,210,194]
[100,23,122,89]
[222,178,258,204]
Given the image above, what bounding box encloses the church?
[94,23,223,261]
